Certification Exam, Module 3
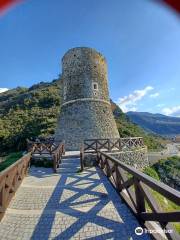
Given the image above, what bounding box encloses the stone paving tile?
[0,157,151,240]
[23,167,61,187]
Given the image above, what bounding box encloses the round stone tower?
[55,47,119,150]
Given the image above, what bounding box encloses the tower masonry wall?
[62,47,109,103]
[55,101,120,150]
[55,47,120,150]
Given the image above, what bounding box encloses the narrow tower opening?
[93,82,98,91]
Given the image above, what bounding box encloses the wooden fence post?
[53,155,57,173]
[134,179,146,222]
[80,146,84,172]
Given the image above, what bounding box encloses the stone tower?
[55,47,119,150]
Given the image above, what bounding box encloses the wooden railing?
[80,138,147,170]
[52,142,65,173]
[96,151,180,240]
[0,153,31,221]
[83,137,145,153]
[28,140,65,173]
[27,139,58,155]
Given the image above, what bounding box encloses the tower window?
[93,82,98,91]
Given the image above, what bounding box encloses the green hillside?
[0,79,164,155]
[143,156,180,233]
[147,156,180,191]
[0,80,61,154]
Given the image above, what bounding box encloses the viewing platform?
[0,138,179,240]
[0,155,149,240]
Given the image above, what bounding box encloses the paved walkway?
[0,157,150,240]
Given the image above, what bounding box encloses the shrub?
[31,158,53,168]
[143,166,160,181]
[0,152,23,172]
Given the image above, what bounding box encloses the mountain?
[111,104,165,150]
[127,111,180,136]
[0,80,164,155]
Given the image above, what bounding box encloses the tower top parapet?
[62,47,106,63]
[61,47,109,104]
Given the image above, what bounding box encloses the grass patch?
[143,163,180,234]
[143,166,160,181]
[151,190,180,234]
[0,152,23,172]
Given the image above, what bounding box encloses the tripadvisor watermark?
[135,227,173,236]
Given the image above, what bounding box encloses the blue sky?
[0,0,180,116]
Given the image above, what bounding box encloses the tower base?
[55,100,120,150]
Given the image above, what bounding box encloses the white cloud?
[150,92,159,98]
[0,88,8,93]
[156,103,165,108]
[126,106,137,112]
[117,86,154,112]
[162,105,180,117]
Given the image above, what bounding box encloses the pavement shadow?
[30,161,149,240]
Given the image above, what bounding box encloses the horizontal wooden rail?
[27,140,58,155]
[28,139,65,173]
[83,137,145,153]
[140,212,180,222]
[0,153,31,221]
[97,150,180,240]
